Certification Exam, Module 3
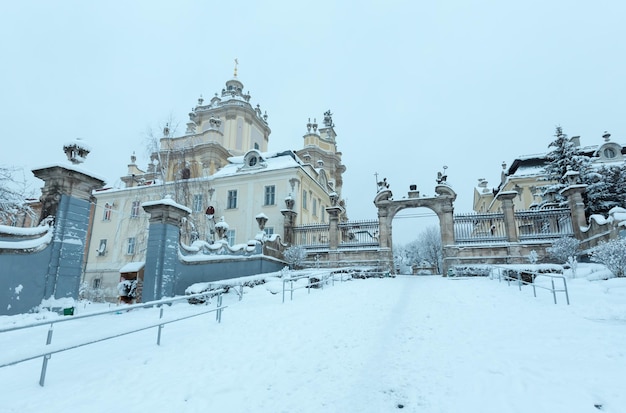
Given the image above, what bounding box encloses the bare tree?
[0,166,36,225]
[397,226,443,274]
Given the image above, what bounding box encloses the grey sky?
[2,1,625,244]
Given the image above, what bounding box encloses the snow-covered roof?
[119,261,145,273]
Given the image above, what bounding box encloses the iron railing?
[514,208,573,240]
[453,212,507,243]
[0,291,226,387]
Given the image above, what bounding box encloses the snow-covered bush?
[590,238,626,278]
[283,245,307,269]
[117,279,138,299]
[79,282,106,302]
[527,250,539,264]
[547,237,580,263]
[451,265,492,277]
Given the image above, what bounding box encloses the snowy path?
[1,275,625,412]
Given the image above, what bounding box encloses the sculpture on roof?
[323,110,334,128]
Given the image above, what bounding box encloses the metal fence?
[339,219,379,248]
[454,208,573,243]
[293,223,330,248]
[293,219,380,249]
[514,208,573,240]
[453,212,507,243]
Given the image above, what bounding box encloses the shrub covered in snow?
[451,265,492,277]
[547,237,580,263]
[283,245,307,269]
[590,238,626,278]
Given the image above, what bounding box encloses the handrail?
[491,266,570,305]
[281,271,352,303]
[0,291,227,387]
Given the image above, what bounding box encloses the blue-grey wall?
[0,194,92,315]
[171,256,285,296]
[142,222,285,301]
[0,244,52,315]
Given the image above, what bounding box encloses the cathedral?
[84,69,347,300]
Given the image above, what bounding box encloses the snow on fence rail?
[490,266,570,305]
[0,291,227,387]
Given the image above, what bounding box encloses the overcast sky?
[2,1,625,244]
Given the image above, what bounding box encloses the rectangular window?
[97,239,107,256]
[264,185,276,206]
[131,201,141,218]
[302,190,307,209]
[92,278,102,289]
[322,207,325,222]
[264,227,274,237]
[227,190,238,209]
[193,194,203,212]
[103,203,112,221]
[127,237,136,255]
[226,229,236,246]
[312,198,317,216]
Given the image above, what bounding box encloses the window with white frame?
[226,229,236,246]
[97,239,107,256]
[131,201,141,218]
[103,203,112,221]
[302,190,307,209]
[126,237,136,255]
[264,185,276,206]
[193,194,203,212]
[227,190,238,209]
[264,227,274,237]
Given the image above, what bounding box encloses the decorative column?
[561,184,588,240]
[497,191,519,242]
[32,165,104,300]
[280,195,297,245]
[142,198,190,301]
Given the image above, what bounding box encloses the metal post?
[216,293,223,323]
[563,278,570,305]
[517,272,522,291]
[156,307,164,345]
[551,278,557,304]
[39,323,54,386]
[282,279,286,303]
[532,273,537,298]
[290,280,294,301]
[239,284,243,301]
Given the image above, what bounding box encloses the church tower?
[296,111,346,199]
[123,64,272,187]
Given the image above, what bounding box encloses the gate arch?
[373,184,457,261]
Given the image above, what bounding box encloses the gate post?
[497,191,519,242]
[142,198,190,301]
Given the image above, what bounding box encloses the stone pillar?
[142,199,190,301]
[326,206,344,250]
[31,165,104,300]
[497,191,519,242]
[438,203,455,246]
[280,210,298,245]
[561,184,588,240]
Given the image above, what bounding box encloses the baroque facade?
[473,133,626,213]
[83,72,346,300]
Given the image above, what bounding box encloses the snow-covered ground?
[1,265,626,413]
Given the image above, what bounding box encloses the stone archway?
[374,184,457,271]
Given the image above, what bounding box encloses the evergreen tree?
[541,126,586,206]
[584,165,624,217]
